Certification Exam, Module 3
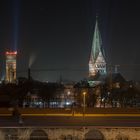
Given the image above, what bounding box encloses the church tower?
[5,51,17,83]
[89,17,106,77]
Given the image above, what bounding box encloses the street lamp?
[83,92,86,118]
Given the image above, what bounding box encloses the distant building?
[89,17,106,77]
[5,51,17,83]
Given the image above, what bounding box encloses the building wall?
[0,127,140,140]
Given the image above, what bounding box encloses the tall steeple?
[5,51,17,83]
[89,17,106,77]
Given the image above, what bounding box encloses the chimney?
[28,68,31,81]
[115,65,120,73]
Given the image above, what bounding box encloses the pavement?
[0,107,140,116]
[0,108,139,128]
[0,115,140,128]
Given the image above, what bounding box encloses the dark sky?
[1,0,140,82]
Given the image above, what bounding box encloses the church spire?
[89,17,106,77]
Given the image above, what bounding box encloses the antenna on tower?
[95,0,100,19]
[96,12,99,19]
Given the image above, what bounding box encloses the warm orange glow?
[83,92,86,95]
[6,51,17,55]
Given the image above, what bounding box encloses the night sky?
[1,0,140,82]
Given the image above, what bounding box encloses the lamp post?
[83,92,86,118]
[8,134,11,140]
[82,92,87,140]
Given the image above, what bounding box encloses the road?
[0,115,140,128]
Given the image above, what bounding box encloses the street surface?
[0,108,140,128]
[0,115,140,128]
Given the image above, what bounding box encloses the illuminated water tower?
[5,51,17,83]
